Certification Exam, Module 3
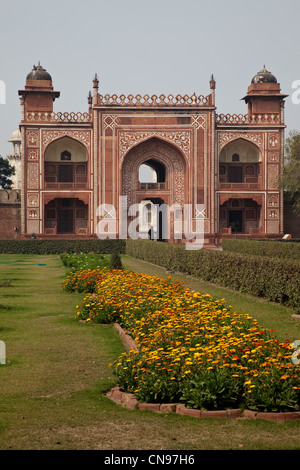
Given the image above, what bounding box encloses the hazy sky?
[1,0,300,156]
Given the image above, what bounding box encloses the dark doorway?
[59,165,73,182]
[228,166,242,183]
[229,210,242,233]
[145,197,166,242]
[58,209,73,233]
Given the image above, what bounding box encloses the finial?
[93,73,99,88]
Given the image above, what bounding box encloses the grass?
[0,253,299,450]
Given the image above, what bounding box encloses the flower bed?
[62,267,109,293]
[69,268,300,413]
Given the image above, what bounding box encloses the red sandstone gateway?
[16,63,287,245]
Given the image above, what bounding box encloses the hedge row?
[126,239,300,309]
[222,239,300,260]
[0,239,126,254]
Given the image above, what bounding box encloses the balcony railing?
[138,182,167,190]
[44,181,88,190]
[218,182,261,190]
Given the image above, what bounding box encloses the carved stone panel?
[119,130,191,161]
[27,193,39,207]
[219,132,264,151]
[28,149,39,161]
[267,220,279,234]
[27,163,39,190]
[42,130,91,150]
[268,152,280,163]
[268,195,279,207]
[268,134,279,149]
[27,130,39,147]
[267,164,279,190]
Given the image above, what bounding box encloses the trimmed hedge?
[222,239,300,260]
[126,239,300,309]
[0,239,126,254]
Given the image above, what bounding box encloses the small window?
[61,150,71,161]
[232,153,240,162]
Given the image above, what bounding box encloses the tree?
[282,130,300,214]
[0,156,15,189]
[110,251,123,270]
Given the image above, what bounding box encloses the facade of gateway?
[17,63,287,244]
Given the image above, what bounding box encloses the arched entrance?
[121,138,187,242]
[44,197,88,235]
[219,197,262,235]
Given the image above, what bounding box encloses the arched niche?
[44,137,88,189]
[219,138,261,184]
[44,136,87,162]
[220,138,261,163]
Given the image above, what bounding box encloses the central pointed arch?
[121,137,187,207]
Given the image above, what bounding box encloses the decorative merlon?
[216,113,281,125]
[25,111,92,123]
[97,93,211,107]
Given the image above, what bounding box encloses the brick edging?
[113,323,138,351]
[106,386,300,422]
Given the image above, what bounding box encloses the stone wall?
[0,190,21,239]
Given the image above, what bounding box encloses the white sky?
[1,0,299,156]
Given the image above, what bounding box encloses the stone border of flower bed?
[111,323,300,422]
[106,386,300,422]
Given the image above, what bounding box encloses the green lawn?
[0,254,299,450]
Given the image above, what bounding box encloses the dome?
[9,129,21,142]
[251,65,277,84]
[26,62,52,81]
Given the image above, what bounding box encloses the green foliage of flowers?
[64,258,300,412]
[61,253,111,293]
[61,252,110,271]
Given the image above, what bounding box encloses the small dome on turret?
[251,65,277,84]
[9,129,21,143]
[26,62,52,81]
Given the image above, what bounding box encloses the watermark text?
[291,80,300,104]
[0,80,6,104]
[0,340,6,364]
[96,197,205,250]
